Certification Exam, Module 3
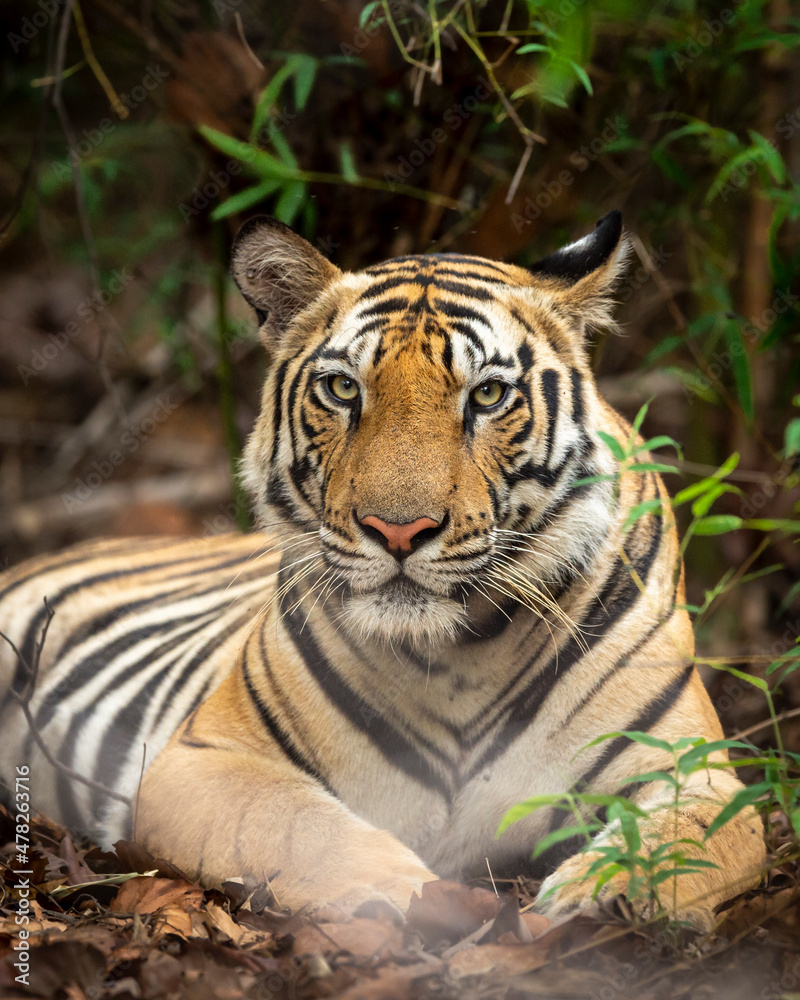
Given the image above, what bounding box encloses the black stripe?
[51,607,222,826]
[0,537,170,608]
[570,368,584,424]
[357,296,420,319]
[559,601,679,732]
[278,567,454,800]
[431,269,507,285]
[33,606,219,735]
[431,279,493,300]
[540,368,560,467]
[464,509,664,777]
[149,607,257,732]
[241,641,329,787]
[54,550,268,664]
[5,548,243,715]
[494,832,591,881]
[269,360,290,468]
[575,666,693,790]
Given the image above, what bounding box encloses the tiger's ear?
[231,216,341,337]
[528,211,628,333]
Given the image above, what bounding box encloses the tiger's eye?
[471,381,506,408]
[328,374,359,402]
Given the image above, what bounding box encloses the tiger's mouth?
[339,575,467,648]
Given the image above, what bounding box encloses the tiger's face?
[234,214,627,648]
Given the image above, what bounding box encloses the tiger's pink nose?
[359,515,441,556]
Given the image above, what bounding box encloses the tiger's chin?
[340,579,466,650]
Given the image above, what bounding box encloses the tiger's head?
[233,214,629,649]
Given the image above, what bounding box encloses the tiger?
[0,211,765,930]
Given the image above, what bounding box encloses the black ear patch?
[528,211,623,284]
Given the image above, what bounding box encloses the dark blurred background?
[0,0,798,747]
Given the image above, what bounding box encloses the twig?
[506,140,533,205]
[133,743,147,841]
[731,707,800,742]
[485,857,499,896]
[71,0,128,118]
[0,602,131,806]
[233,13,264,70]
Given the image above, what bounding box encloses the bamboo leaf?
[725,319,753,420]
[210,179,281,221]
[704,782,772,840]
[692,515,743,535]
[339,141,359,182]
[597,430,626,460]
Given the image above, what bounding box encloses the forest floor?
[1,805,799,1000]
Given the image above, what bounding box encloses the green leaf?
[597,430,626,460]
[706,147,757,203]
[291,54,319,110]
[677,739,754,774]
[747,130,786,185]
[583,730,674,754]
[568,59,593,96]
[358,0,380,27]
[339,141,359,182]
[704,782,772,840]
[690,482,730,518]
[267,121,299,169]
[516,43,551,54]
[497,794,574,835]
[210,179,281,221]
[628,462,680,475]
[629,436,680,456]
[199,126,290,179]
[273,180,307,225]
[623,498,664,532]
[50,869,159,899]
[631,401,651,437]
[706,662,769,693]
[785,418,800,457]
[692,515,743,536]
[531,823,596,859]
[250,63,296,142]
[620,770,678,788]
[744,518,800,535]
[611,802,641,853]
[725,320,753,420]
[591,863,625,899]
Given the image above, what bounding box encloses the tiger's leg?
[136,677,436,914]
[536,769,764,930]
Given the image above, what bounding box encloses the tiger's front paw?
[535,851,715,932]
[316,868,438,923]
